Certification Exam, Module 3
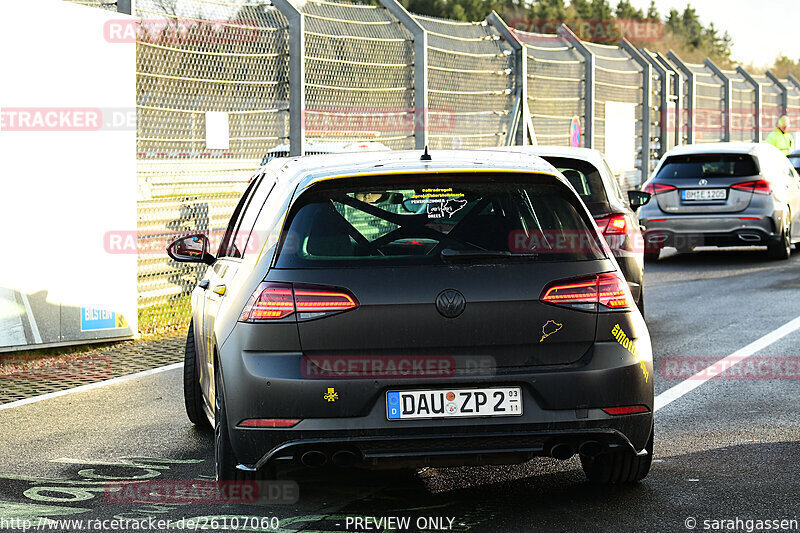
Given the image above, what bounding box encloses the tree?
[646,1,659,19]
[770,55,800,79]
[616,0,644,20]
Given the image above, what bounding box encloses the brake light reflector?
[642,182,676,195]
[595,214,628,235]
[240,282,294,321]
[239,418,301,428]
[541,273,631,311]
[598,273,629,309]
[239,283,359,322]
[732,180,771,195]
[603,406,649,415]
[294,288,358,312]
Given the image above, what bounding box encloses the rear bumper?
[237,416,652,470]
[219,327,654,469]
[641,215,778,249]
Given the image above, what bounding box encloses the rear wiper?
[440,248,537,262]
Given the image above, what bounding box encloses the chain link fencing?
[516,30,585,147]
[724,68,757,143]
[786,81,800,137]
[302,0,415,149]
[415,15,515,149]
[134,0,288,334]
[755,74,784,142]
[62,0,800,334]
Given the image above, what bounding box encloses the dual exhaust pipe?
[300,449,360,468]
[549,440,606,460]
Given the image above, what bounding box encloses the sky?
[625,0,798,67]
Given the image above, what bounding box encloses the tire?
[183,320,209,428]
[767,214,791,260]
[214,363,276,481]
[581,423,653,485]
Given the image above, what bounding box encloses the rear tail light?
[603,406,649,415]
[294,288,357,312]
[595,213,629,235]
[732,180,771,195]
[239,282,358,322]
[540,272,631,312]
[238,418,301,428]
[240,282,294,321]
[642,182,676,195]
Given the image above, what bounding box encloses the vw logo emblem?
[698,179,708,186]
[435,289,466,318]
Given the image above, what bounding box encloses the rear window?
[789,155,800,171]
[274,173,606,268]
[656,154,759,179]
[540,156,609,213]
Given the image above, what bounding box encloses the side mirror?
[628,190,651,209]
[167,233,214,265]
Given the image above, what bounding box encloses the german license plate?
[682,189,726,201]
[386,387,522,420]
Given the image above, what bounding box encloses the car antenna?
[420,145,432,161]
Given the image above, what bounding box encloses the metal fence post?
[766,71,788,117]
[558,24,593,149]
[117,0,132,15]
[379,0,428,150]
[272,0,305,156]
[667,51,695,144]
[486,12,534,146]
[737,66,762,141]
[639,48,672,154]
[620,40,652,183]
[704,59,732,142]
[655,52,684,147]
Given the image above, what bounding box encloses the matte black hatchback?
[168,150,654,485]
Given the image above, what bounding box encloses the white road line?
[654,314,800,412]
[18,291,42,344]
[0,362,182,411]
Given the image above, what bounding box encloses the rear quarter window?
[274,173,606,268]
[539,156,610,214]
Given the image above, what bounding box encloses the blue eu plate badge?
[387,391,401,419]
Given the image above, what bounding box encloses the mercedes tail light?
[642,182,676,195]
[732,180,771,195]
[240,282,358,322]
[540,272,631,312]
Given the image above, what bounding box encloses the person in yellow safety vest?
[765,115,794,155]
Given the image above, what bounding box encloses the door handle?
[212,285,226,296]
[198,280,210,290]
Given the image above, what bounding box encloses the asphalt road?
[1,246,799,533]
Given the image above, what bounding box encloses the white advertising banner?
[0,0,138,349]
[604,101,636,173]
